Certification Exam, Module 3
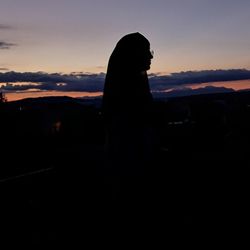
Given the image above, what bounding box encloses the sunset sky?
[1,0,250,101]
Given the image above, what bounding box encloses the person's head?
[103,33,154,118]
[108,32,153,72]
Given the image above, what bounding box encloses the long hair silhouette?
[102,32,154,175]
[103,32,153,121]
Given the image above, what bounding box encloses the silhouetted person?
[102,32,154,176]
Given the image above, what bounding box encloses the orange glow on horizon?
[6,91,102,102]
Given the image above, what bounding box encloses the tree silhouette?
[0,92,7,103]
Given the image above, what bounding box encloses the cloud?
[0,41,16,49]
[0,67,9,71]
[0,71,105,92]
[95,66,106,70]
[1,69,250,93]
[0,24,12,30]
[149,69,250,91]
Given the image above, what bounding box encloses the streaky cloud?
[0,24,13,29]
[1,69,250,93]
[0,67,9,71]
[0,71,105,92]
[149,69,250,91]
[0,41,16,49]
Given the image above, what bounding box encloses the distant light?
[168,121,184,125]
[53,121,62,133]
[56,83,67,86]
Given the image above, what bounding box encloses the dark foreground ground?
[1,93,250,245]
[1,140,247,246]
[1,145,194,246]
